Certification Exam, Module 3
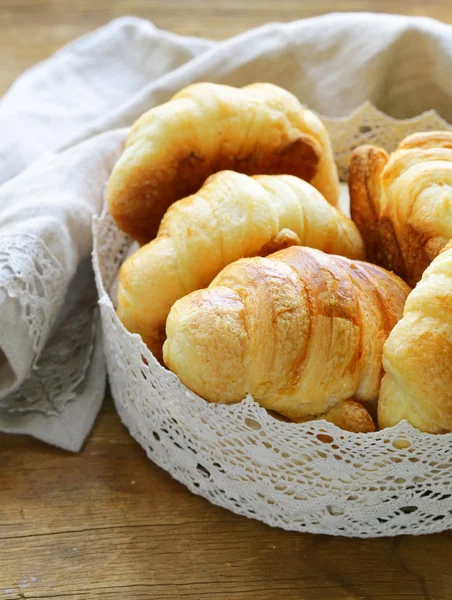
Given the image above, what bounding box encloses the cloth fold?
[1,13,452,451]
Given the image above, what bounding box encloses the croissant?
[117,171,364,361]
[378,240,452,433]
[163,246,410,432]
[108,82,340,243]
[349,131,452,286]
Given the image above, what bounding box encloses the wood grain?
[2,399,452,600]
[2,1,452,598]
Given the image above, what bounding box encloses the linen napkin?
[1,13,452,451]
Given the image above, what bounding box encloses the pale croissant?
[117,171,364,361]
[378,240,452,433]
[163,246,410,432]
[108,82,340,243]
[349,131,452,286]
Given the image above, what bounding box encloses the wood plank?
[1,400,452,599]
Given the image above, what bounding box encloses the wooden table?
[1,1,452,598]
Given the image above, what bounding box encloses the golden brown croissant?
[117,171,364,361]
[378,240,452,433]
[108,82,340,243]
[163,246,410,431]
[349,131,452,286]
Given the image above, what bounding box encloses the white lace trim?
[0,233,98,416]
[322,101,452,180]
[0,233,66,357]
[3,303,97,416]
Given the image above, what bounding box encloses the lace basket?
[93,104,452,538]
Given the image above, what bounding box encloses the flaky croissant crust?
[379,240,452,433]
[163,246,410,432]
[108,82,340,243]
[117,171,363,361]
[349,131,452,287]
